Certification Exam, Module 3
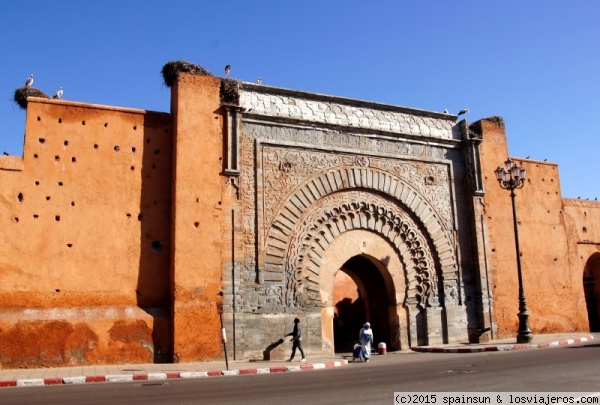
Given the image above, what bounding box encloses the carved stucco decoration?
[281,191,438,309]
[261,165,459,309]
[261,147,453,234]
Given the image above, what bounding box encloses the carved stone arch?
[281,191,438,309]
[262,167,458,303]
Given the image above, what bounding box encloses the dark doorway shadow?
[333,255,390,354]
[334,297,366,352]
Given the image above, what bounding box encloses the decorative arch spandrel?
[277,191,441,309]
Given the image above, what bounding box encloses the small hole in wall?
[104,123,108,127]
[58,118,62,123]
[33,154,38,159]
[67,243,72,248]
[138,214,143,221]
[55,289,60,293]
[72,157,76,163]
[194,222,200,228]
[82,121,86,125]
[94,144,98,149]
[13,217,19,223]
[46,196,51,201]
[17,192,23,203]
[133,125,137,130]
[37,116,41,121]
[55,215,60,221]
[35,181,39,186]
[64,140,69,146]
[114,146,119,151]
[126,213,131,218]
[58,182,63,186]
[130,165,135,171]
[39,138,45,143]
[71,201,75,206]
[54,155,60,161]
[132,147,136,153]
[151,241,162,252]
[33,214,39,219]
[583,227,588,233]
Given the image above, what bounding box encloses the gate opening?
[583,253,600,332]
[332,255,390,353]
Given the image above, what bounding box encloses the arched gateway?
[262,167,462,351]
[229,85,474,361]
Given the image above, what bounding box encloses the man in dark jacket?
[286,317,306,362]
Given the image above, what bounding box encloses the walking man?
[286,317,306,362]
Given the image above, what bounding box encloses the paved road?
[2,340,599,405]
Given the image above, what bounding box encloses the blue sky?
[2,1,599,199]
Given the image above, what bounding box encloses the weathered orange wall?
[0,98,172,368]
[478,118,591,338]
[170,73,225,361]
[563,199,600,318]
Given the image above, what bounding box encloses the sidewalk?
[0,333,594,389]
[413,332,595,353]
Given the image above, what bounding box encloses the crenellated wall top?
[239,83,463,141]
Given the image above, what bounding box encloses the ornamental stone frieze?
[239,86,461,141]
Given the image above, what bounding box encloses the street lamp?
[494,159,533,344]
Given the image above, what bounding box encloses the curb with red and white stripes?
[0,360,348,389]
[413,336,594,354]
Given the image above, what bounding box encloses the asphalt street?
[2,339,599,405]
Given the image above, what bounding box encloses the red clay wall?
[0,98,173,368]
[170,73,226,361]
[563,199,600,322]
[478,118,589,338]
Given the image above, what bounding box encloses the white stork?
[225,65,231,76]
[457,107,469,117]
[25,74,34,87]
[53,87,63,99]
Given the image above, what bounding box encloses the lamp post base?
[516,311,533,344]
[516,333,533,344]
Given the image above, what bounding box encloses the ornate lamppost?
[494,159,533,344]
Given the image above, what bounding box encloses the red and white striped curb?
[0,360,348,388]
[413,336,594,353]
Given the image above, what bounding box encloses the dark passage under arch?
[333,255,390,353]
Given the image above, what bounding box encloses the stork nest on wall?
[161,60,212,87]
[483,116,505,127]
[220,78,240,105]
[13,87,50,110]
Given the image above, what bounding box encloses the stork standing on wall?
[457,107,469,117]
[225,65,231,76]
[25,74,34,87]
[53,87,63,100]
